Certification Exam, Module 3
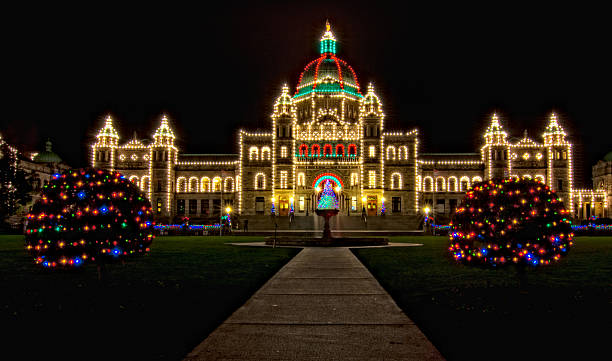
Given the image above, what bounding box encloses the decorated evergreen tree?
[24,168,154,269]
[317,179,339,210]
[449,177,573,269]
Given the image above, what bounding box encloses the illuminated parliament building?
[91,23,607,223]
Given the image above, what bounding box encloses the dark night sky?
[2,2,610,187]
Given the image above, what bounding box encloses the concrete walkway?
[184,247,444,360]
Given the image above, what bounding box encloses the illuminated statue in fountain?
[315,179,340,240]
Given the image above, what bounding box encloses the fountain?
[265,179,387,246]
[314,179,341,240]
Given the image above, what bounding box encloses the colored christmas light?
[24,168,154,268]
[449,177,573,267]
[317,179,339,210]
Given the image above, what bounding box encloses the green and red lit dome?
[294,22,362,99]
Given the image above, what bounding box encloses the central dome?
[294,22,362,99]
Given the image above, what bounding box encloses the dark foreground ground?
[353,236,612,361]
[2,235,610,361]
[0,235,298,361]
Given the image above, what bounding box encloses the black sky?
[2,2,610,187]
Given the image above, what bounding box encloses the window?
[201,177,211,192]
[141,176,150,192]
[297,173,305,187]
[423,177,434,192]
[460,177,470,192]
[436,199,445,213]
[323,144,332,156]
[177,199,185,215]
[212,177,222,192]
[562,151,567,160]
[348,144,357,156]
[177,177,187,192]
[201,199,209,216]
[213,199,221,215]
[391,173,402,189]
[255,173,265,190]
[189,199,197,215]
[299,144,308,156]
[392,197,401,213]
[280,171,288,188]
[369,146,376,157]
[350,173,359,186]
[224,177,234,192]
[398,146,408,160]
[448,177,457,192]
[255,197,265,214]
[351,196,357,211]
[299,196,305,212]
[449,199,457,213]
[311,144,321,156]
[188,177,198,192]
[261,147,271,160]
[386,146,396,160]
[557,179,563,191]
[157,180,162,192]
[336,144,345,156]
[249,147,259,160]
[368,171,376,188]
[435,177,445,192]
[280,146,287,158]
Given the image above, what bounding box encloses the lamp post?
[423,206,430,233]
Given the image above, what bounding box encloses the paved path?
[185,247,444,360]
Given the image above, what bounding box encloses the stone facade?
[90,23,606,223]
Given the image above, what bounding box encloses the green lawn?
[0,235,299,361]
[353,236,612,361]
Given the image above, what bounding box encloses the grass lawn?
[0,235,299,361]
[354,236,612,361]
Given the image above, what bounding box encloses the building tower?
[360,83,384,213]
[543,112,572,205]
[92,115,119,170]
[150,115,177,220]
[272,84,295,215]
[482,113,508,179]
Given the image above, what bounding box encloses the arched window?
[261,146,271,160]
[255,173,265,190]
[128,175,139,188]
[299,144,308,156]
[386,146,396,160]
[435,177,445,192]
[297,173,305,187]
[350,173,359,186]
[522,174,532,180]
[423,176,434,192]
[177,177,187,193]
[391,173,402,189]
[398,146,408,160]
[472,176,483,184]
[249,147,259,160]
[212,177,222,192]
[140,176,150,192]
[224,177,234,192]
[311,144,321,156]
[459,176,470,192]
[336,144,345,156]
[201,177,211,192]
[535,175,545,183]
[323,144,333,156]
[447,176,458,192]
[188,176,199,192]
[348,144,357,156]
